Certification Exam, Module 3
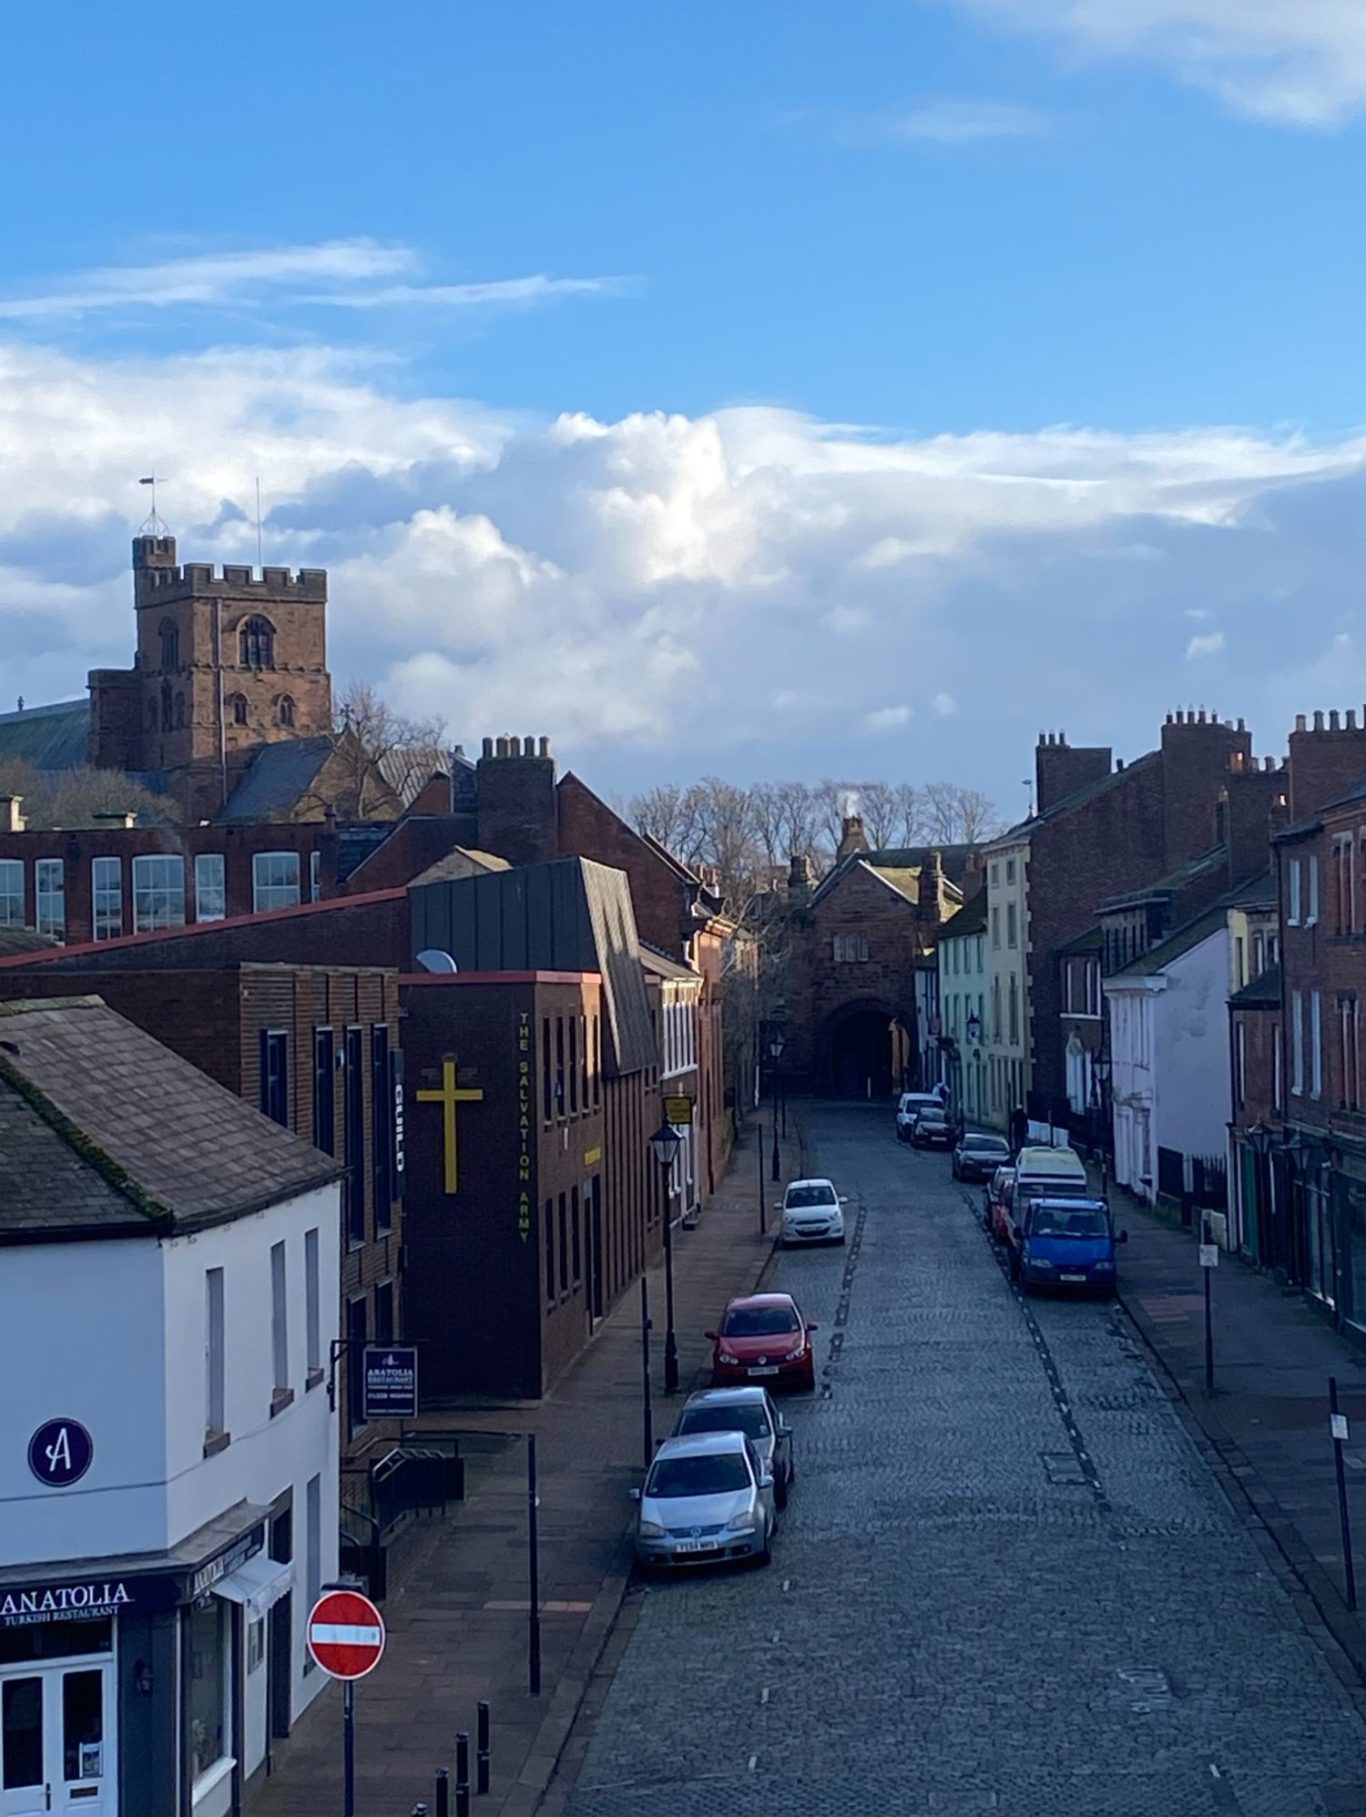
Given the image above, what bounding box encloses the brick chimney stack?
[835,815,869,865]
[1286,707,1366,821]
[1035,732,1111,815]
[475,733,558,867]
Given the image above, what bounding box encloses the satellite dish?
[416,950,458,974]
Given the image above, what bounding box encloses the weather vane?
[138,474,169,534]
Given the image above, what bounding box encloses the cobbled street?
[561,1104,1366,1817]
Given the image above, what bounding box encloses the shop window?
[188,1598,229,1787]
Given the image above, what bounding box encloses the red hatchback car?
[707,1293,818,1392]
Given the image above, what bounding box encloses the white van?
[1014,1145,1091,1201]
[896,1093,941,1142]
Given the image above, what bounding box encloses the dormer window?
[239,615,275,668]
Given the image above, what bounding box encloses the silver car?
[632,1430,777,1570]
[671,1387,795,1507]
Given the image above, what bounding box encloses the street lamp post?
[1092,1057,1112,1197]
[649,1121,684,1396]
[769,1034,785,1183]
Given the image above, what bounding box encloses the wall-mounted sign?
[188,1529,263,1602]
[363,1347,419,1421]
[28,1419,93,1489]
[665,1095,694,1126]
[391,1049,406,1198]
[517,1012,532,1244]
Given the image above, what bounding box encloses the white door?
[1,1665,114,1817]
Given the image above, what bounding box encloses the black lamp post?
[1248,1120,1273,1270]
[1092,1057,1112,1196]
[649,1120,684,1395]
[769,1034,785,1182]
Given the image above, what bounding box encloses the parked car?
[632,1430,777,1569]
[778,1177,847,1246]
[989,1171,1017,1245]
[910,1106,954,1150]
[985,1165,1015,1239]
[1013,1144,1090,1201]
[952,1131,1011,1182]
[896,1092,941,1142]
[707,1292,818,1391]
[1009,1195,1128,1296]
[672,1386,794,1506]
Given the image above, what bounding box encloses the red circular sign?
[306,1589,386,1681]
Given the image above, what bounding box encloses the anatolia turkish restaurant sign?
[1,1581,137,1627]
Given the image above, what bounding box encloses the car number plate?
[671,1540,711,1553]
[749,1365,779,1376]
[1060,1272,1087,1283]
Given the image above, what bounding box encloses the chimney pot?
[1295,714,1307,733]
[1165,712,1173,725]
[1116,758,1125,772]
[522,736,534,756]
[1349,711,1358,731]
[482,736,494,757]
[1331,710,1342,731]
[539,736,551,758]
[1314,711,1325,731]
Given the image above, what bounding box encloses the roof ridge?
[0,1048,172,1228]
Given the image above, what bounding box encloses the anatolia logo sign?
[0,1583,132,1627]
[27,1418,94,1487]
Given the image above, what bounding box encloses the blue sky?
[3,0,1366,807]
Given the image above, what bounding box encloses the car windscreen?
[1018,1179,1092,1200]
[646,1453,752,1497]
[722,1305,800,1337]
[963,1136,1008,1154]
[678,1405,770,1440]
[1029,1206,1110,1238]
[786,1184,836,1207]
[918,1110,947,1125]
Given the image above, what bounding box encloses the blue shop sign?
[28,1419,93,1488]
[364,1346,418,1420]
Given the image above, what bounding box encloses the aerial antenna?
[138,474,169,534]
[255,475,264,572]
[1022,777,1035,818]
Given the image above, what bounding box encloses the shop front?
[0,1511,292,1817]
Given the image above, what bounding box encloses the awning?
[213,1553,294,1621]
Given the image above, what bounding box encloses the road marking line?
[760,1687,770,1705]
[747,1755,758,1772]
[782,1578,791,1592]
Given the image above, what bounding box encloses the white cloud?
[956,1,1366,126]
[858,99,1056,144]
[0,240,622,322]
[1185,630,1226,657]
[5,336,1366,790]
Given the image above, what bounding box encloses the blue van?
[1011,1196,1127,1296]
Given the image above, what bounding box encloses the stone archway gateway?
[817,998,914,1099]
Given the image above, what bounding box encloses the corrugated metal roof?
[0,997,342,1238]
[216,737,333,822]
[0,699,90,771]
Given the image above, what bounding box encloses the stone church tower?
[88,536,334,820]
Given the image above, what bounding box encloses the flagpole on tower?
[138,475,168,535]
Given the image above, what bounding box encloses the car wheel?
[755,1531,773,1567]
[775,1476,788,1510]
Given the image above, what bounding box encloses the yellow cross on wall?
[416,1058,485,1195]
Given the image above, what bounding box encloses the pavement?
[1103,1172,1366,1688]
[556,1103,1366,1817]
[251,1112,803,1817]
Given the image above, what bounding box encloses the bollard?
[436,1764,449,1817]
[456,1732,471,1817]
[476,1702,490,1795]
[412,1806,429,1817]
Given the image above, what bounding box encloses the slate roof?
[408,846,511,889]
[1106,899,1231,981]
[995,750,1161,842]
[377,743,451,810]
[1056,924,1103,956]
[0,698,91,771]
[0,997,343,1241]
[1099,844,1225,913]
[1231,963,1281,1010]
[1229,869,1277,910]
[810,843,975,908]
[939,889,988,941]
[0,927,60,957]
[215,736,334,823]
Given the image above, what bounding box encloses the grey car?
[671,1386,795,1507]
[632,1430,777,1570]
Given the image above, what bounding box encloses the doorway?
[1,1661,114,1817]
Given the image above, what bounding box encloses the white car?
[896,1092,941,1142]
[779,1178,847,1246]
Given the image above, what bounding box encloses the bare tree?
[0,761,180,828]
[894,782,924,845]
[813,779,853,855]
[856,781,901,849]
[955,786,1002,843]
[321,680,448,820]
[627,783,703,860]
[920,780,962,844]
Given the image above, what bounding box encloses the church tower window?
[278,694,296,728]
[159,618,179,671]
[229,693,249,726]
[239,616,275,668]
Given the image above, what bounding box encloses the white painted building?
[1103,903,1232,1209]
[644,946,703,1215]
[936,890,989,1124]
[980,834,1032,1130]
[0,997,342,1817]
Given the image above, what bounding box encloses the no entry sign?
[307,1589,386,1681]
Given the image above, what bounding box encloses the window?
[569,1018,579,1114]
[1234,935,1246,990]
[187,1598,228,1785]
[304,1227,321,1378]
[992,977,1001,1044]
[270,1241,289,1398]
[91,857,122,941]
[371,1025,392,1231]
[580,1014,589,1109]
[205,1268,225,1439]
[545,1199,555,1306]
[313,1028,335,1155]
[992,907,1001,950]
[1335,835,1354,934]
[572,1186,582,1284]
[1288,858,1302,926]
[1235,1022,1246,1109]
[1006,902,1018,949]
[1291,990,1305,1096]
[35,859,64,940]
[346,1027,365,1244]
[0,860,22,926]
[229,693,249,726]
[132,854,185,932]
[239,615,275,667]
[1006,858,1016,884]
[559,1193,569,1296]
[189,853,225,926]
[346,1296,367,1435]
[593,1015,601,1107]
[260,1030,289,1127]
[278,694,295,728]
[174,693,185,730]
[1252,930,1265,978]
[555,1018,566,1116]
[253,851,301,912]
[161,679,172,732]
[1008,976,1019,1045]
[310,850,321,902]
[1312,990,1323,1098]
[832,933,870,962]
[305,1475,322,1671]
[159,618,179,671]
[1273,1024,1282,1111]
[990,862,999,888]
[1341,998,1360,1111]
[1308,855,1320,927]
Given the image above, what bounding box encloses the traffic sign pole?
[343,1681,356,1817]
[306,1587,386,1814]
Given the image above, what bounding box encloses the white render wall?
[1154,929,1232,1167]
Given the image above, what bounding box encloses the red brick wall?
[555,773,691,956]
[1035,736,1111,814]
[476,744,559,867]
[1287,715,1366,822]
[1231,1004,1280,1132]
[342,816,479,894]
